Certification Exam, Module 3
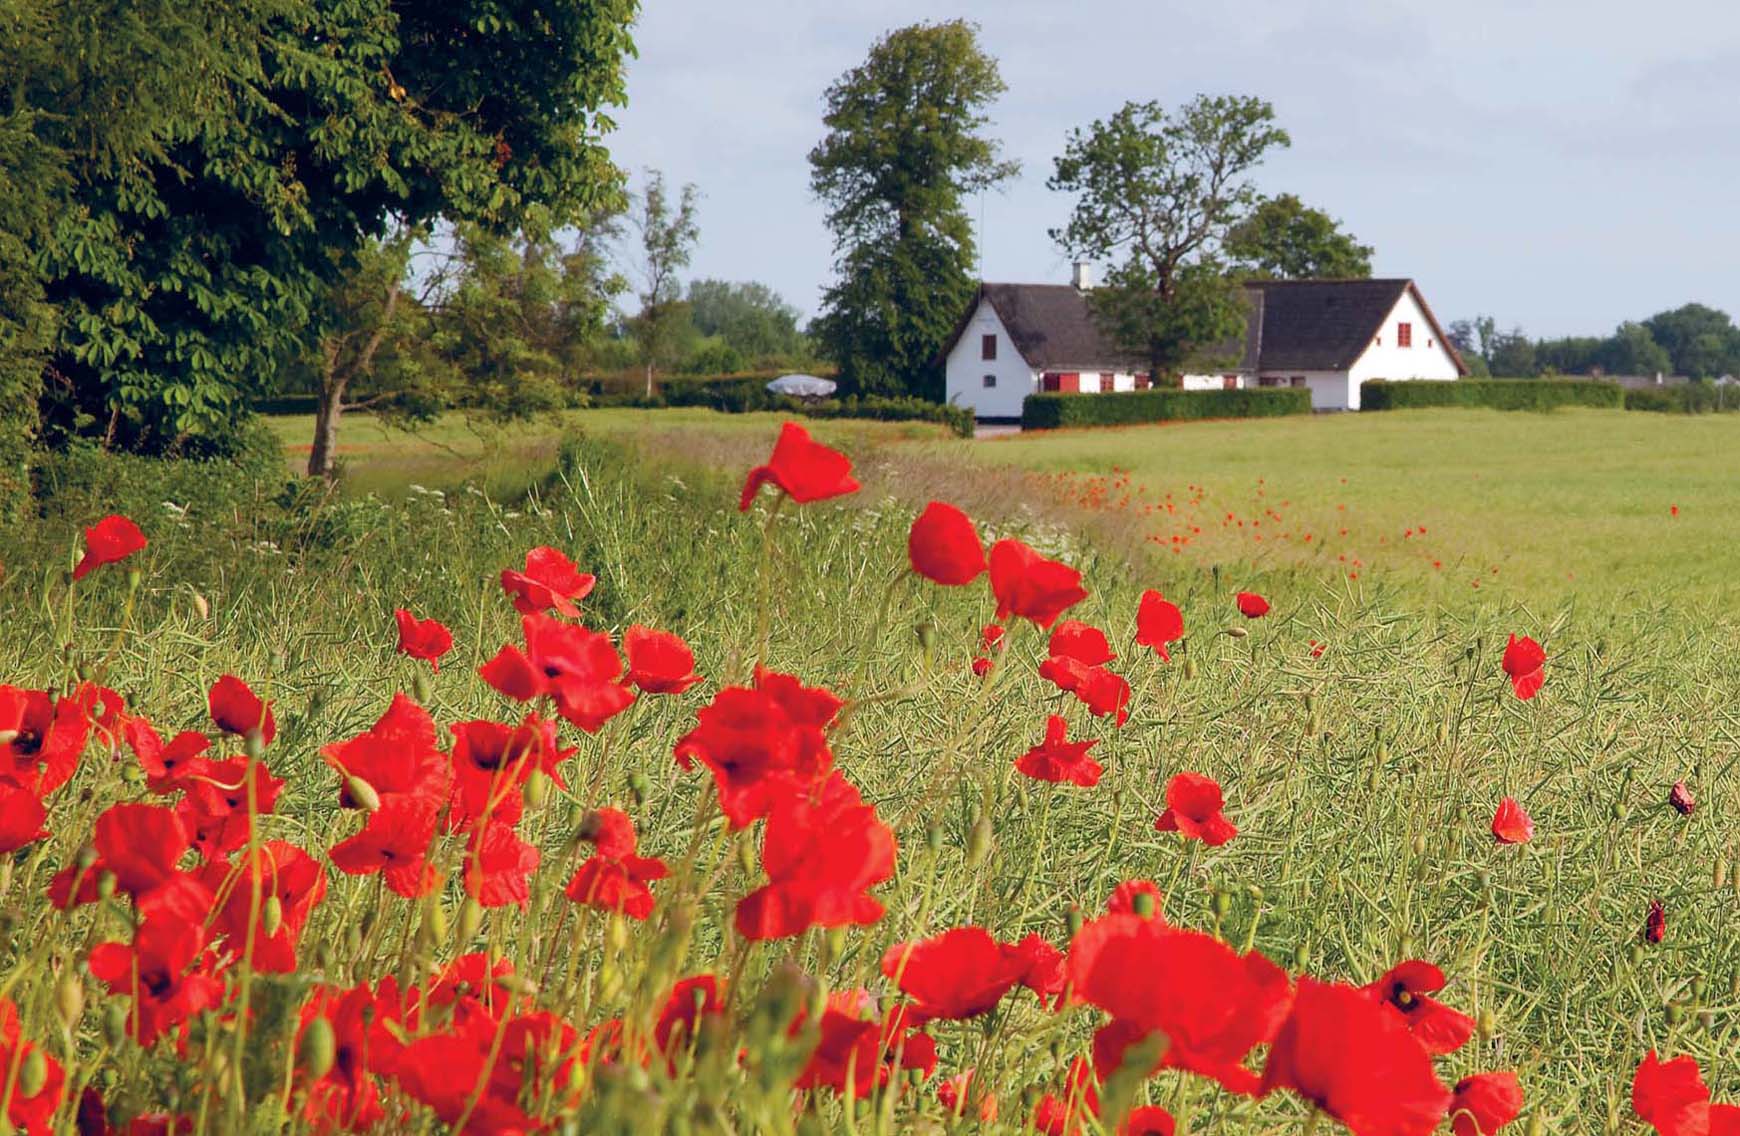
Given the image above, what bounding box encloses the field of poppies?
[1,416,1736,1135]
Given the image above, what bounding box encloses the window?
[982,373,997,389]
[1100,372,1115,392]
[1042,372,1061,392]
[1291,376,1307,388]
[981,334,997,361]
[1223,375,1239,390]
[1397,322,1413,348]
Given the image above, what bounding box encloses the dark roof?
[943,277,1465,375]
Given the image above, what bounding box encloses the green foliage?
[681,339,748,376]
[1360,379,1624,411]
[1225,193,1373,279]
[626,170,702,388]
[1643,303,1740,379]
[14,0,637,455]
[1049,95,1289,383]
[1623,380,1740,413]
[685,279,811,365]
[809,20,1017,397]
[591,377,975,437]
[1022,387,1310,429]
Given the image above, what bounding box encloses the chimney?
[1071,261,1094,291]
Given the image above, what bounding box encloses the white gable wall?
[944,298,1038,419]
[1345,288,1461,409]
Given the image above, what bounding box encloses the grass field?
[2,407,1735,1133]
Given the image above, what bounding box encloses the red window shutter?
[1100,372,1114,392]
[1397,323,1412,348]
[1059,372,1081,393]
[981,334,997,360]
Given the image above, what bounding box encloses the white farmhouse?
[940,268,1466,418]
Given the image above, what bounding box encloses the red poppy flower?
[0,684,91,797]
[0,784,48,854]
[0,997,64,1134]
[393,609,454,671]
[654,975,726,1067]
[88,917,226,1045]
[565,808,670,920]
[790,991,930,1099]
[447,714,572,831]
[881,927,1030,1022]
[1016,715,1103,787]
[320,692,452,811]
[1105,879,1166,918]
[328,797,441,899]
[1122,1106,1178,1135]
[463,821,540,909]
[1633,1051,1718,1136]
[674,667,842,829]
[1037,655,1132,726]
[623,625,703,694]
[1010,932,1068,1007]
[1669,780,1695,816]
[981,624,1006,652]
[1154,772,1237,846]
[735,771,896,940]
[1235,592,1270,619]
[297,984,393,1130]
[1450,1071,1524,1136]
[938,1069,998,1122]
[1645,899,1667,944]
[1069,915,1292,1095]
[72,514,147,581]
[201,840,327,973]
[1363,961,1476,1056]
[174,756,287,860]
[1500,634,1545,700]
[207,674,276,745]
[988,539,1089,628]
[1049,620,1115,666]
[1134,590,1184,662]
[48,803,191,910]
[1309,639,1327,659]
[908,501,987,585]
[1490,797,1534,844]
[479,614,635,732]
[121,717,212,794]
[499,546,595,617]
[391,1013,539,1135]
[1260,977,1452,1136]
[739,421,860,511]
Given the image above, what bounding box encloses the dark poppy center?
[142,969,172,997]
[1391,985,1415,1010]
[11,728,42,756]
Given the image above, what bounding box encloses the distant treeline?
[1449,304,1740,380]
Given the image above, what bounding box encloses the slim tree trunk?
[308,368,346,479]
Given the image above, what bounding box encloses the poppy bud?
[1477,1008,1497,1040]
[1669,780,1695,816]
[523,768,550,809]
[261,895,284,938]
[1666,1002,1685,1026]
[301,1016,337,1080]
[56,971,84,1028]
[1527,1115,1545,1136]
[423,899,447,944]
[126,566,142,592]
[1398,932,1416,957]
[191,590,210,621]
[104,1003,128,1047]
[1691,976,1707,1000]
[411,667,433,705]
[628,771,649,805]
[76,661,93,682]
[1182,657,1197,680]
[1628,944,1645,967]
[1224,626,1248,639]
[1211,890,1232,919]
[96,870,117,900]
[75,845,98,871]
[244,728,266,760]
[1065,904,1084,937]
[1246,884,1264,902]
[925,825,943,855]
[1132,891,1157,919]
[736,837,757,876]
[606,914,629,954]
[1611,801,1628,821]
[121,763,144,785]
[1715,860,1728,890]
[914,622,936,652]
[1474,869,1490,890]
[1292,943,1309,971]
[18,1047,47,1097]
[1700,1009,1716,1033]
[345,776,382,813]
[458,897,483,944]
[825,926,847,962]
[966,816,992,867]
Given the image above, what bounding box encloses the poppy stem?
[752,495,785,671]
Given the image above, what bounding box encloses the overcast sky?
[606,0,1740,338]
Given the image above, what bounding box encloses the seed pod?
[1527,1114,1545,1136]
[56,971,84,1028]
[1715,860,1728,890]
[300,1017,337,1081]
[1411,834,1428,856]
[1225,626,1248,640]
[736,838,757,876]
[104,1003,129,1047]
[1065,904,1084,937]
[411,668,433,706]
[1477,1008,1497,1041]
[346,776,382,813]
[121,764,144,785]
[1246,884,1265,902]
[1691,976,1707,1000]
[966,816,993,867]
[1211,890,1232,919]
[1292,943,1310,971]
[244,729,266,761]
[19,1047,47,1097]
[1700,1010,1716,1034]
[1628,943,1646,967]
[523,768,550,809]
[424,900,447,944]
[925,825,944,856]
[914,623,936,652]
[1132,891,1157,919]
[627,771,649,805]
[191,590,210,621]
[261,895,284,938]
[1182,657,1197,680]
[458,898,483,944]
[1611,801,1629,822]
[97,870,117,900]
[1666,1002,1685,1026]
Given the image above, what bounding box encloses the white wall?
[1255,371,1353,411]
[1347,288,1461,409]
[944,298,1037,419]
[1181,373,1248,391]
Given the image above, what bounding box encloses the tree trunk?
[307,369,346,479]
[645,361,654,399]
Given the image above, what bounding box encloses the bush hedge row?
[1360,378,1625,411]
[1621,381,1740,414]
[1021,387,1312,430]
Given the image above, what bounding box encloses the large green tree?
[686,279,808,364]
[809,20,1017,397]
[1643,303,1740,378]
[1225,193,1372,279]
[626,170,701,395]
[1050,96,1290,384]
[11,0,636,456]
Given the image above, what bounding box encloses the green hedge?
[1360,378,1624,411]
[1622,381,1740,414]
[591,380,974,438]
[1021,387,1312,430]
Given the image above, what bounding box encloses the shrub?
[1623,380,1740,414]
[587,377,974,436]
[1021,387,1311,430]
[1360,378,1624,411]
